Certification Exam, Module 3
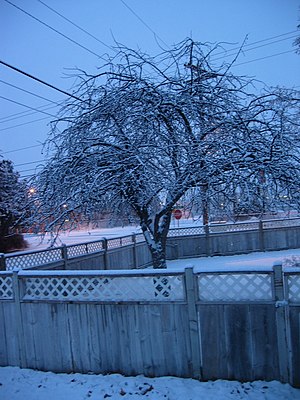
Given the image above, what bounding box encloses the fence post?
[259,220,265,251]
[61,244,68,269]
[204,225,211,256]
[184,267,202,379]
[273,262,290,383]
[0,253,5,271]
[132,233,137,269]
[102,238,108,270]
[12,270,26,368]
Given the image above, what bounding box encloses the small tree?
[34,40,300,268]
[0,158,28,252]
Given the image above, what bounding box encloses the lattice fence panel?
[67,241,104,258]
[198,273,272,301]
[86,241,104,253]
[5,249,62,270]
[135,233,145,243]
[286,274,300,303]
[0,274,13,299]
[107,238,123,249]
[121,236,134,246]
[22,274,184,302]
[263,218,300,229]
[209,222,259,233]
[168,226,205,237]
[67,244,88,258]
[107,236,134,249]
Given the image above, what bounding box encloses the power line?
[233,49,296,67]
[120,0,169,48]
[0,104,58,124]
[0,116,50,132]
[213,34,299,62]
[0,95,57,117]
[2,144,43,154]
[212,30,299,58]
[18,167,41,174]
[37,0,115,53]
[0,60,83,102]
[0,108,36,122]
[0,79,62,105]
[15,160,44,167]
[20,173,35,179]
[4,0,107,61]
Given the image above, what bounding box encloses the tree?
[34,39,300,268]
[0,158,28,252]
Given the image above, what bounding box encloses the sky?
[1,0,300,179]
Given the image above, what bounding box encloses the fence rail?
[0,265,299,386]
[2,217,300,271]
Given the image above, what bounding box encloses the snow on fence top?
[1,267,299,303]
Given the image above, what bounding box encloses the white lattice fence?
[168,226,205,237]
[209,222,259,233]
[135,233,145,243]
[285,273,300,303]
[2,268,299,304]
[107,236,134,249]
[5,248,62,270]
[198,272,273,301]
[67,244,87,258]
[87,241,104,253]
[263,218,300,229]
[67,241,105,258]
[0,273,13,300]
[20,273,184,302]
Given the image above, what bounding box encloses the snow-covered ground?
[0,366,299,400]
[167,248,300,271]
[24,225,143,250]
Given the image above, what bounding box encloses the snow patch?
[0,367,299,400]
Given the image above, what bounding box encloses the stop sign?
[173,209,182,220]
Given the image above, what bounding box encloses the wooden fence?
[0,264,299,386]
[2,217,300,271]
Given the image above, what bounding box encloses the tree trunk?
[201,183,209,225]
[150,242,167,269]
[140,209,172,269]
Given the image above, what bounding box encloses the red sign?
[173,209,182,220]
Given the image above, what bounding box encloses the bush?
[0,234,28,253]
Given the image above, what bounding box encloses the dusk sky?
[1,0,300,179]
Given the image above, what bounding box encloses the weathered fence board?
[264,227,300,251]
[17,302,192,376]
[197,304,280,382]
[288,306,300,387]
[66,252,106,270]
[167,235,207,259]
[134,242,152,268]
[209,230,262,255]
[0,302,18,366]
